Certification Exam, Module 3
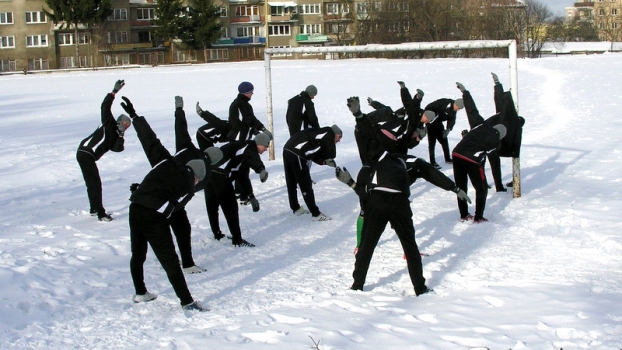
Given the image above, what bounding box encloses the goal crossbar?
[263,40,521,197]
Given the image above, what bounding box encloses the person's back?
[286,85,319,136]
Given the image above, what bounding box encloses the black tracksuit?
[424,98,458,165]
[76,92,125,218]
[196,109,230,151]
[205,141,265,244]
[452,90,502,221]
[283,127,337,216]
[376,87,425,154]
[286,91,320,136]
[128,115,198,306]
[228,93,265,142]
[349,152,427,295]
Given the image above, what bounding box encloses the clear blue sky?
[548,0,572,16]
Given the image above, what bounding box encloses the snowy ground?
[1,53,621,349]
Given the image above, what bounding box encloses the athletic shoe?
[350,284,363,291]
[294,206,310,216]
[445,159,453,164]
[233,239,255,247]
[312,213,332,221]
[98,214,113,222]
[133,292,157,303]
[460,214,474,222]
[214,231,225,240]
[89,209,97,216]
[431,163,442,170]
[474,217,489,223]
[182,300,209,312]
[506,181,514,187]
[416,286,433,296]
[183,265,207,274]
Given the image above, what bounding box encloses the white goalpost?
[263,40,521,198]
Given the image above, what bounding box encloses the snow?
[1,53,622,349]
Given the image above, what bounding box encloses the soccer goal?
[264,40,521,198]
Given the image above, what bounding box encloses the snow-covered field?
[1,53,621,349]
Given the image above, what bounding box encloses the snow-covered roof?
[542,41,622,53]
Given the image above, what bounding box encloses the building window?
[137,8,155,20]
[26,35,48,47]
[612,8,618,15]
[58,33,74,45]
[1,59,16,72]
[269,45,292,57]
[29,58,49,70]
[108,8,128,21]
[104,53,131,66]
[269,24,290,36]
[599,9,605,15]
[1,12,14,24]
[614,22,618,29]
[59,56,90,68]
[1,36,15,48]
[220,27,229,38]
[236,26,259,37]
[26,11,46,23]
[209,48,229,60]
[327,23,350,34]
[326,3,349,15]
[235,6,259,16]
[78,33,90,44]
[220,7,227,17]
[115,31,128,43]
[299,4,321,14]
[300,24,321,34]
[138,31,151,43]
[270,5,295,16]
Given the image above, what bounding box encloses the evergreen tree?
[153,0,187,62]
[183,0,222,62]
[44,0,112,67]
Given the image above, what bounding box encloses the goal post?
[264,40,521,198]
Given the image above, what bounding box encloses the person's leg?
[77,152,104,216]
[467,163,489,221]
[439,132,452,163]
[352,194,387,290]
[453,158,471,219]
[129,203,149,296]
[168,209,195,268]
[220,182,243,243]
[283,151,303,213]
[427,132,437,164]
[205,180,223,239]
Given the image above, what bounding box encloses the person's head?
[453,98,464,111]
[331,124,343,143]
[254,132,271,154]
[117,114,131,130]
[204,147,223,165]
[305,85,318,99]
[186,159,206,185]
[421,110,437,124]
[238,81,254,99]
[493,124,507,140]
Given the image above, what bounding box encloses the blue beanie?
[238,81,254,94]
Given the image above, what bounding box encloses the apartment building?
[594,0,622,40]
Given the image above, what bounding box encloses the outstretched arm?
[174,96,195,153]
[121,96,171,166]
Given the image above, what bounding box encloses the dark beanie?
[305,85,318,96]
[238,81,254,94]
[204,147,223,165]
[186,159,206,181]
[454,98,464,109]
[254,132,271,147]
[331,124,343,136]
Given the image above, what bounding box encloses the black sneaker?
[445,159,453,164]
[89,209,97,216]
[350,284,363,291]
[233,239,255,247]
[474,217,489,223]
[98,214,113,222]
[431,163,441,170]
[214,231,225,240]
[506,181,513,187]
[416,286,433,296]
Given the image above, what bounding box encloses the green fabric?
[356,215,364,248]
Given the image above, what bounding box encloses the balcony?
[267,14,298,22]
[574,1,594,7]
[232,36,267,44]
[230,15,264,23]
[296,34,330,43]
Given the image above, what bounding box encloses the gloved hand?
[416,89,424,99]
[175,96,183,109]
[113,79,125,93]
[491,72,499,84]
[416,127,426,139]
[325,159,337,168]
[397,81,406,89]
[452,186,472,204]
[461,129,468,137]
[259,169,268,183]
[130,183,139,193]
[195,102,204,116]
[120,96,137,118]
[249,197,260,212]
[367,97,374,106]
[335,167,355,188]
[442,128,451,138]
[456,82,466,92]
[117,121,126,136]
[261,128,273,141]
[347,97,361,117]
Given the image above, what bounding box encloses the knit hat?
[493,124,507,140]
[238,81,254,94]
[254,132,271,147]
[117,114,131,125]
[186,159,207,181]
[423,110,437,123]
[305,85,318,97]
[331,124,343,136]
[454,98,464,109]
[204,147,223,165]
